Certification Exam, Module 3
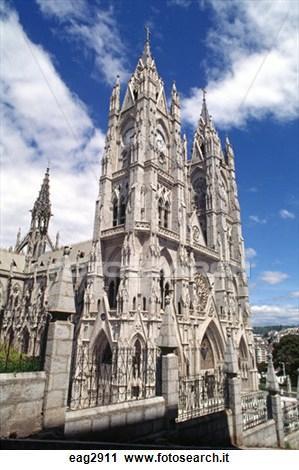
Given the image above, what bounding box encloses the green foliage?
[257,361,268,374]
[273,335,299,388]
[0,343,40,373]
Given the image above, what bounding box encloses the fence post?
[156,292,179,426]
[42,320,74,429]
[224,334,243,447]
[266,353,285,448]
[42,247,76,429]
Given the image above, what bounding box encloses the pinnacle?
[32,167,51,219]
[200,88,210,126]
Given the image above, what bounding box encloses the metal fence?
[283,401,299,435]
[69,343,159,410]
[241,391,268,431]
[177,371,225,422]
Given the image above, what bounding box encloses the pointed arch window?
[108,281,115,308]
[200,335,215,370]
[158,198,163,227]
[142,297,146,311]
[164,201,170,229]
[119,196,126,225]
[132,339,142,398]
[112,198,118,227]
[159,269,165,308]
[164,282,170,302]
[21,328,30,354]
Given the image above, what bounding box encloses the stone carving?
[193,226,200,242]
[194,273,209,310]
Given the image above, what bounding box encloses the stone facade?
[0,36,258,410]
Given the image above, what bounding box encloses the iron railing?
[283,401,299,435]
[241,391,268,431]
[69,343,159,410]
[177,371,225,422]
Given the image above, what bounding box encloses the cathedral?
[0,35,258,409]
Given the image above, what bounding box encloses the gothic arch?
[160,247,174,275]
[93,330,113,364]
[156,119,169,144]
[198,319,225,371]
[238,336,248,359]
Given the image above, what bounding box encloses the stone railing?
[241,391,268,431]
[177,372,225,422]
[283,401,299,435]
[101,225,125,238]
[158,226,180,242]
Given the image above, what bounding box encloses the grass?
[0,342,41,373]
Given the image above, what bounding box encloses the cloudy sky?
[1,0,298,326]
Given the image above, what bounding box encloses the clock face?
[156,132,166,151]
[123,128,134,146]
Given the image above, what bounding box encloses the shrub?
[0,342,40,373]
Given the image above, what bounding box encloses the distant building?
[254,334,269,364]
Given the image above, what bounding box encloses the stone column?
[266,353,285,448]
[224,335,243,447]
[156,291,179,425]
[42,321,74,429]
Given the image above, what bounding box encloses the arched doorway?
[93,332,114,405]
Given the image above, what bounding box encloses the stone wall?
[174,410,233,447]
[65,397,166,440]
[285,429,299,450]
[243,419,277,448]
[0,371,46,437]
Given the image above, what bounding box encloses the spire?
[142,25,152,63]
[15,227,21,250]
[31,167,51,233]
[200,88,210,126]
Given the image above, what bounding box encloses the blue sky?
[1,0,298,326]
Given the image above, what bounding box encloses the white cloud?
[290,291,299,298]
[260,271,289,285]
[251,304,299,326]
[279,209,295,219]
[249,215,267,224]
[245,247,257,259]
[0,6,105,248]
[36,0,129,85]
[181,0,299,128]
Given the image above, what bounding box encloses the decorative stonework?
[194,273,209,311]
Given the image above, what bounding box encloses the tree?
[272,334,299,388]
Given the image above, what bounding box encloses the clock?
[123,128,134,146]
[156,131,166,152]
